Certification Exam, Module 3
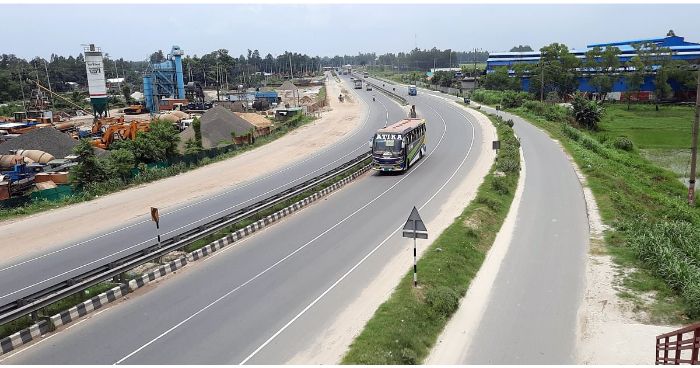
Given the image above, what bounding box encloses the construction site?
[0,44,329,204]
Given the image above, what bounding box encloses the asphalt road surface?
[3,75,489,364]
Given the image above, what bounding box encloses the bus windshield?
[373,136,403,153]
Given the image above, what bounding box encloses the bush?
[571,92,603,130]
[500,90,530,108]
[425,286,460,317]
[505,119,515,128]
[497,157,520,173]
[613,136,634,151]
[561,124,582,141]
[491,176,510,195]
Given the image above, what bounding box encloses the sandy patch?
[287,103,497,364]
[0,75,366,264]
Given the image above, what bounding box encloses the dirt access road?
[0,75,365,264]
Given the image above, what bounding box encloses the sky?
[2,3,700,61]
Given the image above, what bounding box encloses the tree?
[571,92,603,130]
[510,45,534,52]
[71,139,109,188]
[585,46,621,101]
[482,67,520,91]
[131,120,180,163]
[625,54,646,110]
[106,148,135,181]
[149,50,165,63]
[529,43,580,100]
[121,84,131,105]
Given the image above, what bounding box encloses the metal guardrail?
[656,322,700,364]
[352,73,408,105]
[0,152,371,326]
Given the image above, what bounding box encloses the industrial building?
[143,46,186,113]
[486,32,700,99]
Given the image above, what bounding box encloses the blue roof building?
[485,32,700,99]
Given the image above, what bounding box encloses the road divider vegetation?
[342,114,520,364]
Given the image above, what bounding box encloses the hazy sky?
[3,3,700,60]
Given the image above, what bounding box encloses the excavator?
[90,120,150,149]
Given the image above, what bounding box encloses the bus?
[370,118,427,172]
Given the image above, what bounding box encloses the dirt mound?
[179,106,256,151]
[0,127,78,158]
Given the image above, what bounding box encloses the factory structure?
[143,46,186,113]
[486,32,700,100]
[84,44,109,118]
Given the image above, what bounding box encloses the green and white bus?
[370,118,427,172]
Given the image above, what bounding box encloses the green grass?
[508,105,700,322]
[596,104,695,149]
[342,114,520,364]
[0,282,117,340]
[0,114,317,221]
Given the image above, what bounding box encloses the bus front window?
[373,138,402,154]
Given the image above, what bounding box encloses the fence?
[655,322,700,364]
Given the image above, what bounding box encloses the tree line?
[0,46,490,104]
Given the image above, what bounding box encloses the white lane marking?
[113,92,448,366]
[239,95,476,365]
[0,82,379,299]
[0,77,371,274]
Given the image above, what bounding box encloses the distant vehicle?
[408,85,417,96]
[366,85,372,91]
[354,79,362,89]
[363,72,369,78]
[370,118,427,172]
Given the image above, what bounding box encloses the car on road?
[366,85,372,91]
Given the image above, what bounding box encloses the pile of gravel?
[0,127,78,158]
[179,106,256,150]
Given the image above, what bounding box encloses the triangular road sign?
[403,206,428,239]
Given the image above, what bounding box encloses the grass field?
[596,104,695,149]
[595,104,696,177]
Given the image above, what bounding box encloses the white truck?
[354,79,362,89]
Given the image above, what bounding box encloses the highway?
[391,82,589,363]
[0,74,389,306]
[2,75,490,364]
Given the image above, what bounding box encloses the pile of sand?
[235,113,272,128]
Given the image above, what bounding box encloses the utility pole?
[43,60,53,100]
[688,68,700,205]
[540,59,545,102]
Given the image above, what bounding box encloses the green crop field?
[596,104,696,177]
[597,104,695,149]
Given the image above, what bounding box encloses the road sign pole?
[156,222,161,245]
[413,227,417,287]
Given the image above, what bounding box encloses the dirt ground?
[287,102,497,364]
[0,75,366,264]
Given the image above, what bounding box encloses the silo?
[143,75,155,113]
[84,44,108,118]
[171,46,185,99]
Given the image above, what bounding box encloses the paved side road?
[460,105,589,364]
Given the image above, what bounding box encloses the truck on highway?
[363,72,369,78]
[370,118,427,172]
[354,79,362,89]
[408,85,417,96]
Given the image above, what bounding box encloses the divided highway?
[2,75,490,364]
